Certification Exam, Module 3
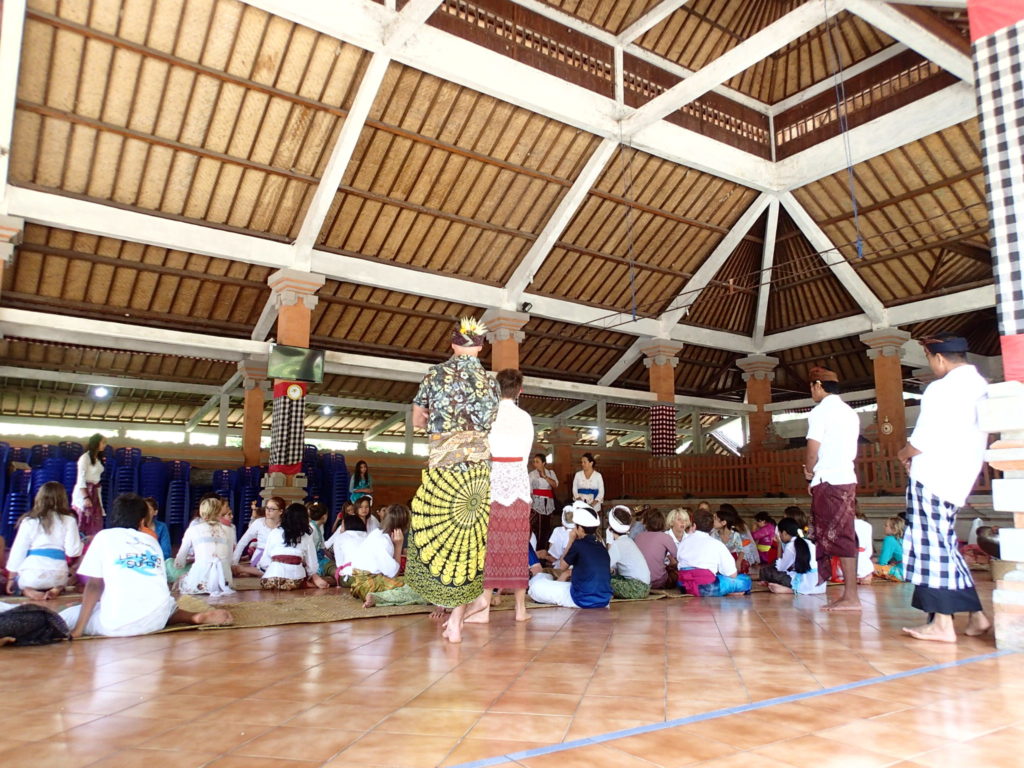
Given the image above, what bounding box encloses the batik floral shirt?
[414,355,500,435]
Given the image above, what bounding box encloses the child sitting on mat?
[59,493,232,637]
[751,512,778,565]
[606,505,650,600]
[233,497,283,576]
[5,482,82,600]
[357,506,429,608]
[634,508,677,589]
[528,502,611,609]
[760,517,825,595]
[874,516,905,581]
[174,496,236,596]
[261,503,330,591]
[677,509,751,597]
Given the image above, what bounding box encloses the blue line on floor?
[447,649,1014,768]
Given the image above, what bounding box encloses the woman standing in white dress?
[175,497,236,595]
[72,434,107,538]
[572,453,604,512]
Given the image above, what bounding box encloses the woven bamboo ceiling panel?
[540,0,665,34]
[318,374,420,404]
[4,224,271,336]
[0,379,211,424]
[318,63,600,284]
[792,120,990,306]
[637,3,895,103]
[613,344,742,398]
[0,338,237,386]
[12,0,370,238]
[776,335,875,394]
[530,147,759,314]
[519,317,633,382]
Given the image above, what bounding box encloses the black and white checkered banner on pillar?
[971,2,1024,381]
[649,404,678,456]
[270,381,307,474]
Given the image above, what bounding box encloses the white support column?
[844,0,972,81]
[404,409,415,455]
[596,400,608,449]
[622,0,836,134]
[218,393,230,447]
[504,137,617,302]
[660,192,772,327]
[753,199,780,347]
[0,0,26,207]
[778,191,887,326]
[617,0,691,44]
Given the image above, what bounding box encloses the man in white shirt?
[897,333,991,643]
[804,366,861,612]
[677,509,751,597]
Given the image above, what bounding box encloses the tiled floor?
[0,578,1019,768]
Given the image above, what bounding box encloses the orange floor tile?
[1,577,1019,768]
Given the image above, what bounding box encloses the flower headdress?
[452,317,488,347]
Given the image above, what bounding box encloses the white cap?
[561,504,576,529]
[607,505,632,534]
[571,500,599,528]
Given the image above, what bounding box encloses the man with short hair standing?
[804,366,861,611]
[898,333,991,642]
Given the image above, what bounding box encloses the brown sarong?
[810,482,858,583]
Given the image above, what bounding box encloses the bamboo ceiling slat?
[777,335,875,393]
[318,64,600,284]
[531,149,758,313]
[13,0,372,238]
[540,0,665,35]
[791,120,990,305]
[519,317,633,380]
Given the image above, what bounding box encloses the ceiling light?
[320,405,333,416]
[92,385,112,400]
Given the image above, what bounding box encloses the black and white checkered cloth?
[269,392,305,471]
[974,18,1024,336]
[903,480,975,591]
[649,404,677,456]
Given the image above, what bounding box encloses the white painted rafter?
[617,0,690,44]
[0,366,224,396]
[186,371,242,433]
[363,410,408,441]
[0,0,25,207]
[622,0,837,134]
[659,192,773,328]
[598,338,646,387]
[505,137,617,301]
[251,298,278,342]
[778,191,886,326]
[752,199,780,347]
[844,0,972,82]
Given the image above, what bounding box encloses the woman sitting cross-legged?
[676,508,752,597]
[528,501,612,609]
[355,505,429,608]
[261,503,331,591]
[759,517,825,595]
[5,482,83,600]
[174,496,236,596]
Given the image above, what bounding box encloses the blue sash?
[577,488,598,496]
[27,548,66,561]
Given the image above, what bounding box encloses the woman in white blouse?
[572,453,605,511]
[72,433,107,538]
[261,503,330,591]
[175,497,236,595]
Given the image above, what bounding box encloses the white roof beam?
[306,394,407,413]
[186,371,243,432]
[617,1,691,44]
[622,0,837,134]
[363,410,408,441]
[778,191,886,326]
[844,0,972,82]
[251,296,278,342]
[752,199,780,347]
[505,137,617,301]
[598,338,645,387]
[774,82,976,190]
[770,43,908,115]
[0,0,25,208]
[660,192,773,327]
[0,365,224,396]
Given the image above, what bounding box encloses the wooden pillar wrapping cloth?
[269,381,307,475]
[649,405,678,456]
[971,2,1024,382]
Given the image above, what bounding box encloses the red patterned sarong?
[482,498,531,590]
[75,482,104,537]
[810,482,857,582]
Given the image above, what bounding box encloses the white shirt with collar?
[805,393,859,487]
[909,364,988,507]
[676,530,737,577]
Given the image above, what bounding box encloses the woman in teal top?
[349,460,373,504]
[874,516,905,581]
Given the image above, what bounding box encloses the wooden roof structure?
[0,0,998,449]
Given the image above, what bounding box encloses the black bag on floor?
[0,603,71,646]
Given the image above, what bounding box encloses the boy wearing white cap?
[543,505,576,569]
[528,502,612,609]
[607,506,651,600]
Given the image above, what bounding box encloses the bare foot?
[45,587,63,600]
[822,599,862,612]
[490,592,502,607]
[192,608,233,626]
[22,587,48,600]
[363,594,376,608]
[430,607,448,620]
[464,609,490,624]
[965,613,992,637]
[442,624,462,644]
[902,622,956,643]
[0,637,16,647]
[858,576,873,585]
[767,583,793,594]
[515,611,532,622]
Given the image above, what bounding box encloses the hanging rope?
[823,0,864,260]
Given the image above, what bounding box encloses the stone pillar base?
[261,472,308,504]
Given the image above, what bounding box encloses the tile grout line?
[445,648,1015,768]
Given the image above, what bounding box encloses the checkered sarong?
[903,480,974,591]
[649,404,677,456]
[269,388,305,473]
[974,18,1024,337]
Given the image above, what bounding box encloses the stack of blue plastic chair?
[58,442,83,461]
[9,447,27,463]
[301,444,320,503]
[212,469,236,502]
[0,442,10,512]
[100,445,115,513]
[1,469,32,540]
[28,444,56,468]
[30,456,67,498]
[62,462,77,505]
[236,466,262,531]
[163,460,191,540]
[327,453,350,530]
[139,460,169,514]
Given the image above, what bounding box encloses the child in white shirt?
[544,506,575,568]
[606,505,651,600]
[261,503,331,591]
[761,517,826,596]
[59,494,231,637]
[6,482,82,600]
[232,497,284,576]
[175,497,236,595]
[357,506,429,608]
